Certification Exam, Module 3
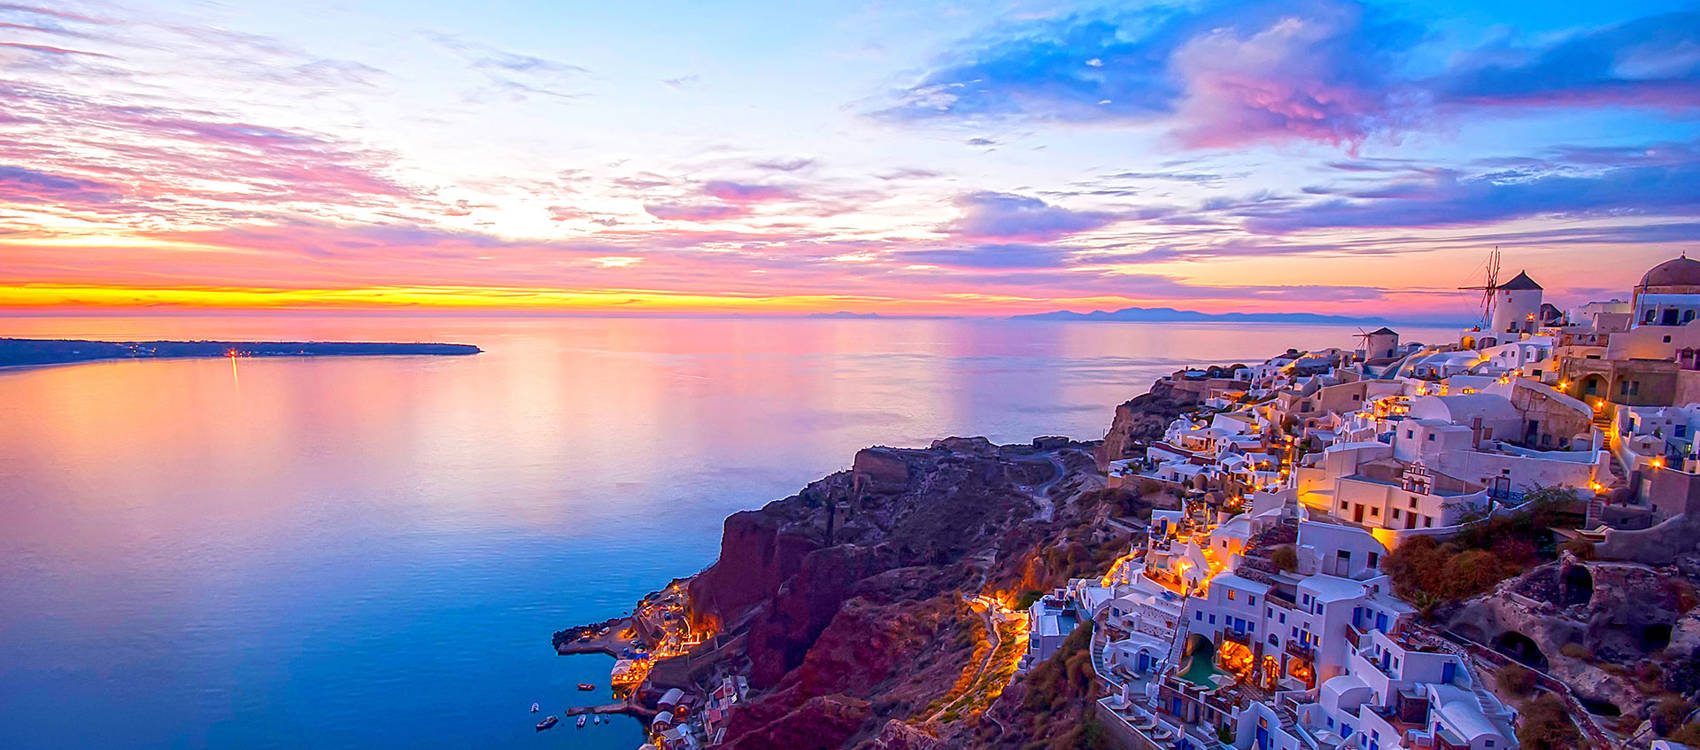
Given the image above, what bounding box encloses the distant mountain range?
[1010,306,1459,327]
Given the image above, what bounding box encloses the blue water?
[0,316,1453,748]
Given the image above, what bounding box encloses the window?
[1209,615,1216,624]
[1406,429,1414,439]
[1227,590,1237,601]
[1409,497,1418,509]
[1369,552,1379,568]
[1195,611,1203,621]
[1370,507,1380,517]
[1424,516,1434,528]
[1666,335,1675,343]
[1279,613,1286,624]
[1249,596,1256,606]
[1427,433,1435,441]
[1248,623,1255,633]
[1392,508,1401,520]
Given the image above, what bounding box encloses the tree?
[1271,545,1299,573]
[1441,549,1512,600]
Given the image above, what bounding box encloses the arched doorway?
[1579,374,1608,399]
[1493,631,1550,671]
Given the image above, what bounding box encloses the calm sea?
[0,316,1452,749]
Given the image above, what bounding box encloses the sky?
[0,0,1697,318]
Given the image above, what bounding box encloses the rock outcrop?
[1445,552,1700,721]
[1095,372,1224,471]
[680,438,1091,746]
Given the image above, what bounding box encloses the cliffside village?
[581,256,1700,750]
[1021,256,1700,750]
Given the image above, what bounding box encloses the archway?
[1579,374,1608,398]
[1178,634,1221,687]
[1493,631,1550,671]
[1640,624,1673,651]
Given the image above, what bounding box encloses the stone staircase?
[1585,494,1607,529]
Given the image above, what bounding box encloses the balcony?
[1221,629,1252,648]
[1345,624,1365,649]
[1285,640,1315,661]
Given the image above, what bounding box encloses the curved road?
[1017,450,1074,523]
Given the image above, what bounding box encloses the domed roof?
[1640,255,1700,289]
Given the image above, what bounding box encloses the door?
[1353,503,1365,523]
[1256,726,1270,750]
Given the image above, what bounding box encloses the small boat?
[535,716,558,732]
[577,683,595,691]
[576,716,587,728]
[530,702,540,713]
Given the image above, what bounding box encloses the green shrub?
[1653,696,1695,735]
[1271,545,1298,572]
[1014,590,1043,611]
[1670,721,1700,746]
[1558,643,1592,661]
[1517,694,1582,750]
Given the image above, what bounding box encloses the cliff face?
[609,375,1195,748]
[681,439,1081,745]
[1445,553,1700,725]
[1095,375,1207,472]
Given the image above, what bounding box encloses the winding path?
[925,594,1003,724]
[1016,450,1072,523]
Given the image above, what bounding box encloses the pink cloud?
[1167,8,1401,150]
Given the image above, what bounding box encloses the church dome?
[1639,255,1700,289]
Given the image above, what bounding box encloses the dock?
[564,699,658,721]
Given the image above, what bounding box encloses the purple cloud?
[901,243,1073,269]
[703,180,794,203]
[0,165,122,205]
[644,202,752,221]
[1232,141,1700,232]
[946,191,1118,241]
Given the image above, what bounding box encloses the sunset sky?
[2,0,1697,318]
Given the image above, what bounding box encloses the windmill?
[1352,327,1374,358]
[1458,247,1502,329]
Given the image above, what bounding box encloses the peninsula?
[0,337,481,368]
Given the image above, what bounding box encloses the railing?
[1344,624,1364,649]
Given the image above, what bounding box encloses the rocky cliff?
[1445,552,1700,733]
[567,374,1194,748]
[1094,369,1244,472]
